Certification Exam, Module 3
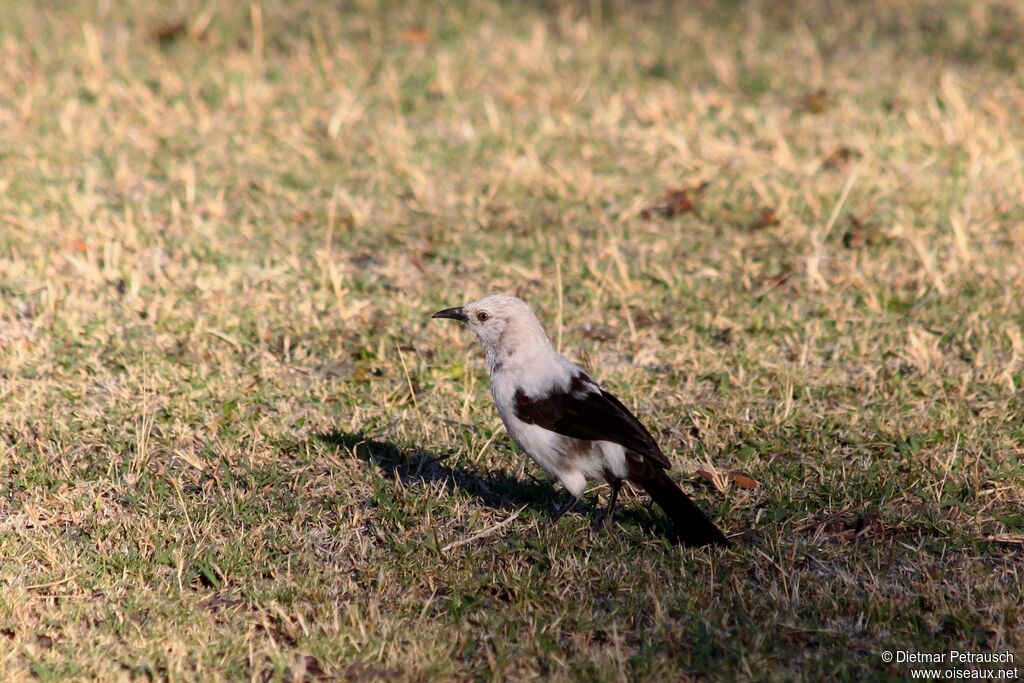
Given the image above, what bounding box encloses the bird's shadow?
[313,430,664,530]
[315,430,558,514]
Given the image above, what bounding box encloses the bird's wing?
[513,371,671,468]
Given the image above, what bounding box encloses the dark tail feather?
[637,470,729,548]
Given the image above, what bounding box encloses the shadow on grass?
[314,430,559,513]
[313,430,670,533]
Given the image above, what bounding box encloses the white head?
[431,295,552,369]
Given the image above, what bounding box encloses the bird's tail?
[637,469,729,548]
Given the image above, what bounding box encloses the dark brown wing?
[513,372,671,468]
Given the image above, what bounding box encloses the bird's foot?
[548,497,578,526]
[591,480,622,531]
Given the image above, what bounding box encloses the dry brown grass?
[1,0,1023,680]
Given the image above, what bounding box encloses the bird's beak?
[431,306,468,323]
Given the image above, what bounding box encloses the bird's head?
[431,295,549,366]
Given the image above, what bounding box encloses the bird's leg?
[596,480,622,529]
[549,496,579,525]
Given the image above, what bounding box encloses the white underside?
[485,330,631,499]
[497,409,630,499]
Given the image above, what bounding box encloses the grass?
[1,0,1023,679]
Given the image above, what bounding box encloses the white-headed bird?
[432,295,728,547]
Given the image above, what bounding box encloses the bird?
[431,294,728,548]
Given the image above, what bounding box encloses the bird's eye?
[476,311,490,322]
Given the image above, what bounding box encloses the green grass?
[1,0,1023,680]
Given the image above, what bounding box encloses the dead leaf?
[797,88,828,114]
[883,96,905,113]
[498,87,528,107]
[711,327,733,345]
[759,270,792,288]
[842,215,876,248]
[697,468,727,490]
[822,146,859,171]
[697,469,760,490]
[729,471,760,489]
[642,181,709,219]
[751,207,780,230]
[407,254,429,276]
[399,28,430,45]
[151,20,187,45]
[664,189,699,217]
[633,310,663,328]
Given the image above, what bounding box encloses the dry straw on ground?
[1,0,1022,680]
